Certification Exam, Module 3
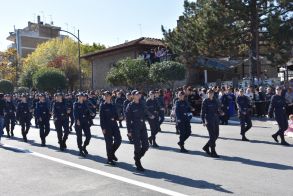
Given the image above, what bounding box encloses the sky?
[0,0,186,51]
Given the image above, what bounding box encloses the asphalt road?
[0,117,292,196]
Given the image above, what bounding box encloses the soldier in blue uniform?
[201,89,223,158]
[175,91,192,153]
[268,86,290,146]
[16,94,32,142]
[236,89,252,141]
[32,94,39,128]
[65,94,75,132]
[4,94,16,138]
[123,93,133,143]
[87,92,97,126]
[52,93,70,151]
[126,90,153,171]
[35,94,51,146]
[73,93,93,157]
[220,88,230,125]
[115,91,125,128]
[100,91,122,165]
[146,91,160,147]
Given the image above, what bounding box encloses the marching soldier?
[16,94,32,142]
[35,94,51,146]
[220,88,230,125]
[123,93,133,143]
[175,91,192,153]
[99,91,122,165]
[73,93,93,157]
[146,91,160,147]
[236,89,252,141]
[126,90,154,171]
[201,89,223,158]
[32,94,40,128]
[88,92,97,126]
[65,94,74,132]
[4,94,16,138]
[52,93,70,151]
[115,91,125,128]
[268,86,290,146]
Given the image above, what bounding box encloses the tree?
[81,42,106,54]
[33,68,67,93]
[0,80,14,94]
[149,61,186,88]
[20,38,104,90]
[18,66,37,88]
[162,0,292,84]
[0,48,18,85]
[106,58,151,89]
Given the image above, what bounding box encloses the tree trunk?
[250,0,260,84]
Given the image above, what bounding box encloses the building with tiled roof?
[81,37,165,89]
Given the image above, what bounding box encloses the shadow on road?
[161,129,288,146]
[219,155,293,170]
[4,136,233,194]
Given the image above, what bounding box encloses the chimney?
[37,15,41,24]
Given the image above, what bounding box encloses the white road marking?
[2,144,188,196]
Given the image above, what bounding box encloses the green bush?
[149,61,186,85]
[0,80,14,94]
[33,68,67,93]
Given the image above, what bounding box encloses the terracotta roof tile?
[81,37,165,59]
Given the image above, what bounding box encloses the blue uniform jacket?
[175,100,191,122]
[52,101,68,121]
[36,101,50,120]
[99,102,118,130]
[201,98,220,124]
[268,95,287,118]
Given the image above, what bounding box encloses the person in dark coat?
[268,86,290,146]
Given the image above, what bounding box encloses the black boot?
[82,145,88,155]
[107,159,116,166]
[178,142,189,153]
[41,139,46,146]
[280,135,290,146]
[152,140,159,148]
[272,133,279,143]
[62,140,67,149]
[119,121,123,128]
[60,144,64,151]
[210,147,220,158]
[241,134,250,141]
[135,158,145,172]
[23,134,27,143]
[79,149,86,157]
[202,143,210,155]
[11,129,14,137]
[6,128,10,138]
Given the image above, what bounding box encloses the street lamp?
[58,29,82,90]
